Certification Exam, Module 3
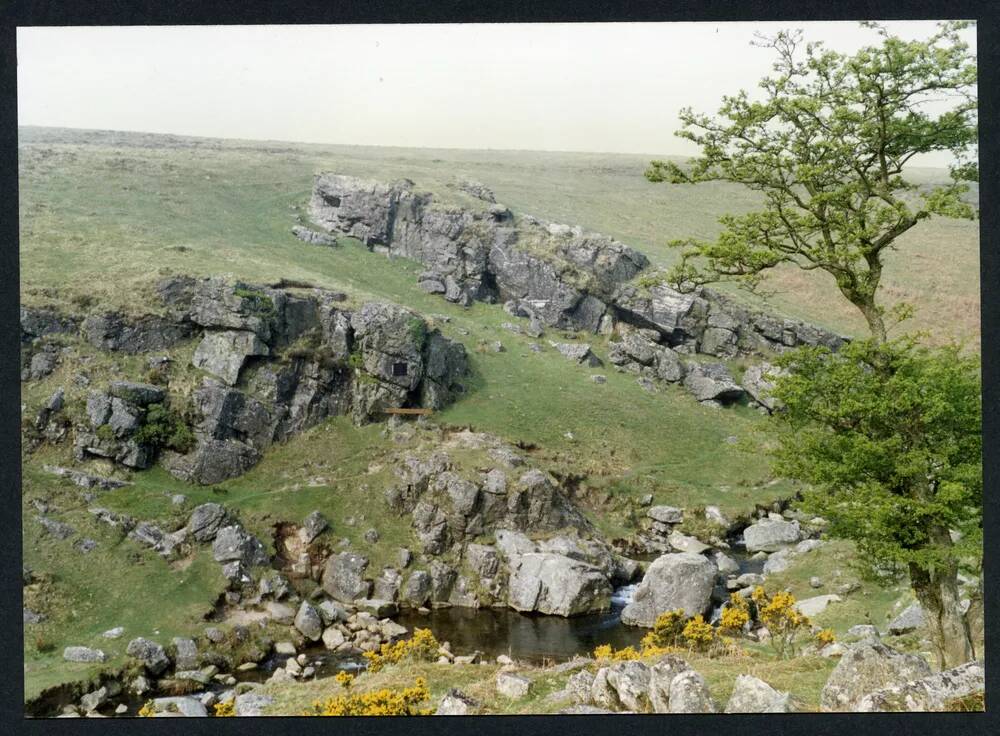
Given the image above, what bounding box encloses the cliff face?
[21,278,469,484]
[306,173,847,358]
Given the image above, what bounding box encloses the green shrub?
[233,283,276,320]
[95,424,115,442]
[134,403,196,453]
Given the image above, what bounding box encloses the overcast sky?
[17,21,975,164]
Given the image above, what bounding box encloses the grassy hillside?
[18,126,969,702]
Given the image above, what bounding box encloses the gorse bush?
[719,593,751,633]
[641,609,687,649]
[363,628,439,673]
[752,587,811,659]
[305,677,432,716]
[593,643,642,661]
[815,628,836,647]
[595,608,743,661]
[681,615,715,652]
[213,700,236,717]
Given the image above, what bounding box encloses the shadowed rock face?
[50,276,468,484]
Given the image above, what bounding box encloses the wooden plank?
[383,407,433,416]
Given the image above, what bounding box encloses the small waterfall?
[610,583,638,608]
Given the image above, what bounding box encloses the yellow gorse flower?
[362,628,439,673]
[305,677,432,716]
[213,700,236,717]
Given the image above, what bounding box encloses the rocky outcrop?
[385,448,591,557]
[854,660,984,712]
[151,278,467,483]
[620,552,716,627]
[574,656,715,713]
[820,640,933,712]
[305,174,847,409]
[73,381,168,469]
[743,518,802,553]
[82,312,194,353]
[291,225,338,246]
[612,283,846,358]
[308,173,648,331]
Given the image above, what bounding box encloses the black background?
[0,2,996,735]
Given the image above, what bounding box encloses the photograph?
[16,18,984,718]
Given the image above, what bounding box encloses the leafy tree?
[646,22,977,343]
[768,337,982,668]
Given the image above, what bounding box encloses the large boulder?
[163,437,260,485]
[400,570,432,608]
[126,638,171,675]
[794,594,842,618]
[591,660,652,712]
[741,362,785,411]
[507,553,612,616]
[620,553,716,627]
[887,602,926,635]
[211,525,270,568]
[612,283,710,343]
[436,689,479,715]
[63,646,107,663]
[820,640,933,712]
[187,503,232,543]
[743,519,801,553]
[725,675,797,713]
[854,661,985,712]
[294,601,324,641]
[550,342,602,367]
[667,670,717,713]
[321,552,372,603]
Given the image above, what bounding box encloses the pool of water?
[395,587,646,664]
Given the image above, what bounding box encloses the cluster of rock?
[618,506,835,634]
[309,174,649,329]
[305,174,847,362]
[23,277,469,483]
[74,381,169,469]
[59,624,288,718]
[820,637,985,712]
[377,439,640,616]
[608,328,787,407]
[558,655,793,713]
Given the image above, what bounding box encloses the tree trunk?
[855,298,887,344]
[965,569,984,654]
[837,285,887,344]
[908,559,975,669]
